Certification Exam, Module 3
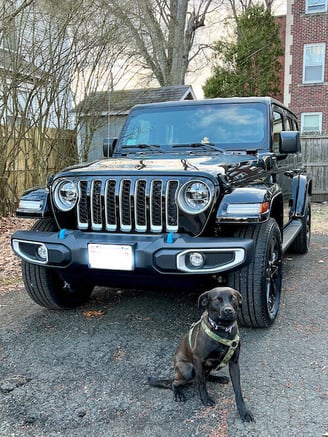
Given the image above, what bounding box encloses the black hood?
[61,152,266,183]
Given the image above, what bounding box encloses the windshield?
[117,102,268,153]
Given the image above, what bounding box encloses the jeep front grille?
[77,178,180,233]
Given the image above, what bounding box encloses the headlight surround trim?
[53,179,79,212]
[177,180,213,215]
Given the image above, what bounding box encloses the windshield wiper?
[172,143,225,153]
[121,144,163,153]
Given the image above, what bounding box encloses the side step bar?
[282,220,302,253]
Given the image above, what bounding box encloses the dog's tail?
[147,377,172,390]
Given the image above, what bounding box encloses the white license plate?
[88,244,134,271]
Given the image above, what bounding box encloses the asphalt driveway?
[0,234,327,437]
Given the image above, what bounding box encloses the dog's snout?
[222,306,234,316]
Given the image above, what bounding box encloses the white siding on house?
[0,1,73,129]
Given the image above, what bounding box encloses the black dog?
[148,286,254,422]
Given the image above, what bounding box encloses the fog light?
[188,252,205,268]
[37,244,48,261]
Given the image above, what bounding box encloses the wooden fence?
[301,134,328,202]
[0,126,78,216]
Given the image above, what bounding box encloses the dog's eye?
[217,297,223,303]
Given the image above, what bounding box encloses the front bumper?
[11,230,254,275]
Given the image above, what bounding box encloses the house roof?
[74,85,196,115]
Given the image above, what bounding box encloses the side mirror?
[103,137,117,157]
[279,131,301,154]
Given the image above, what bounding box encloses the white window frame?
[303,43,326,83]
[301,112,323,133]
[306,0,327,13]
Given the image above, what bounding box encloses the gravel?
[0,203,327,436]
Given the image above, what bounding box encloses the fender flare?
[218,186,271,205]
[16,186,50,218]
[291,174,312,217]
[217,186,274,223]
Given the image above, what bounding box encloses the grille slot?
[77,181,88,229]
[91,180,102,230]
[166,180,179,230]
[120,180,132,231]
[150,180,163,232]
[105,179,117,231]
[77,177,180,233]
[135,180,147,231]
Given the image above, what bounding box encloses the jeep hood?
[62,153,264,180]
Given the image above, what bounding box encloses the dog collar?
[200,320,239,348]
[189,315,240,348]
[208,316,236,333]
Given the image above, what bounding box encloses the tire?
[228,218,282,328]
[289,200,311,254]
[21,217,94,309]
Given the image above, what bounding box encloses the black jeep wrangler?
[11,97,312,328]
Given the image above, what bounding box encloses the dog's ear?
[198,291,209,309]
[233,289,243,308]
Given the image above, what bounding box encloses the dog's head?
[198,287,242,325]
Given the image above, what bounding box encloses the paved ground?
[0,235,327,437]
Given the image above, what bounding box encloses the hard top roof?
[130,96,292,113]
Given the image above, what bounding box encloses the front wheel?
[21,218,94,309]
[228,218,282,328]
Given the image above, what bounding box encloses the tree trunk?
[168,0,189,85]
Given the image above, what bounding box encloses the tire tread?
[228,219,282,328]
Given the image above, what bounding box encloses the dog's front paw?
[240,408,255,422]
[173,387,186,403]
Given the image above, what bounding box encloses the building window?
[303,44,325,83]
[306,0,327,13]
[301,113,322,133]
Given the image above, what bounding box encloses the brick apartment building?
[284,0,328,133]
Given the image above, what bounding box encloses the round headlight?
[53,179,78,211]
[178,180,212,214]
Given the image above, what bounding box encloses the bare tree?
[0,0,131,214]
[96,0,223,86]
[0,0,35,31]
